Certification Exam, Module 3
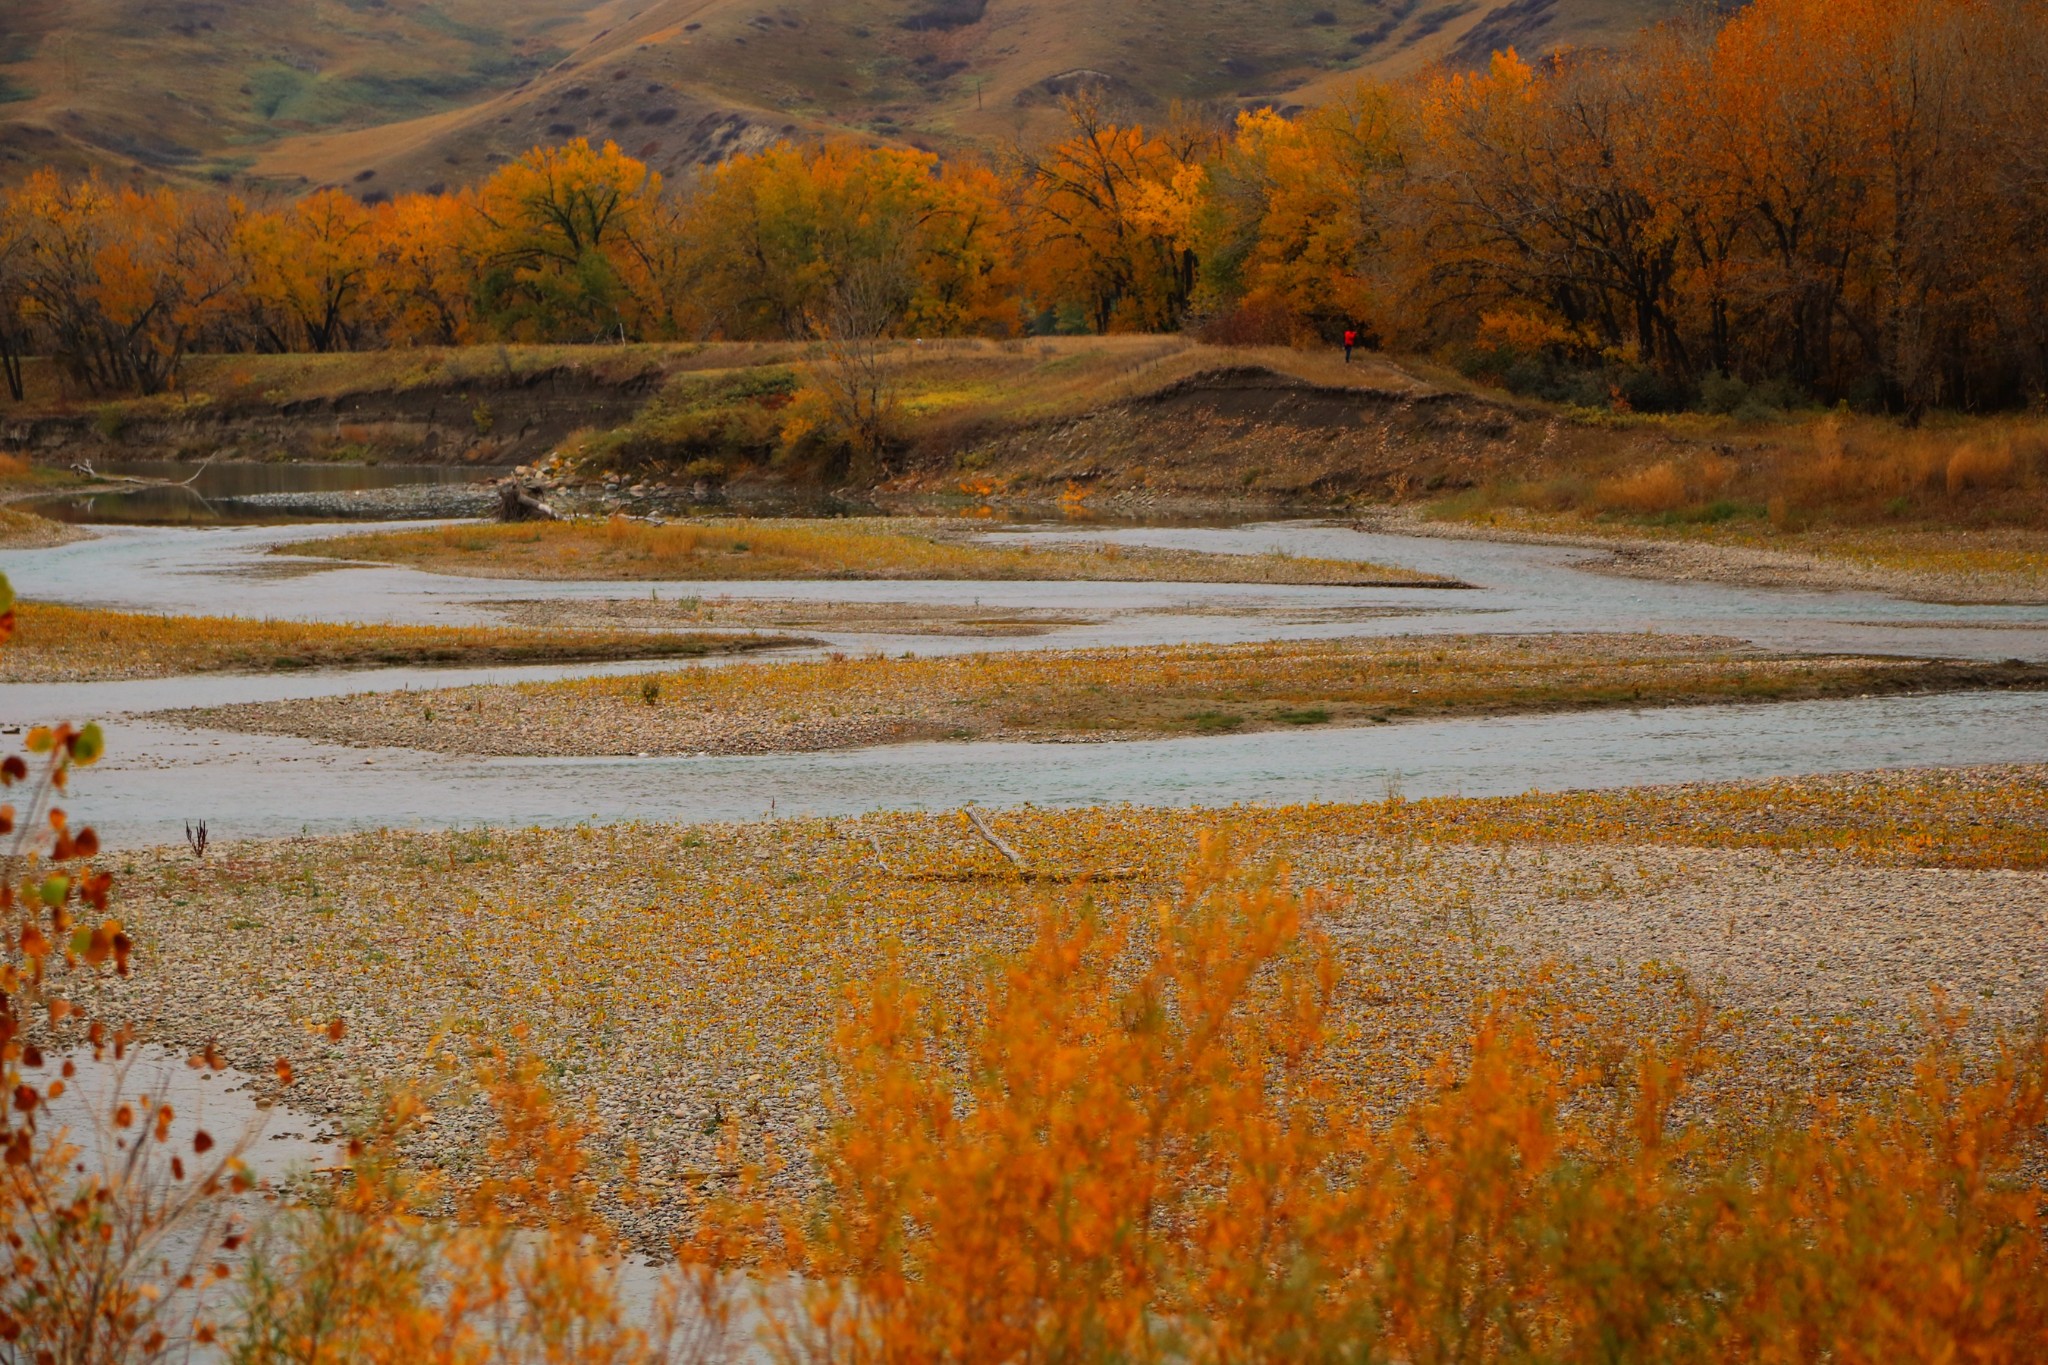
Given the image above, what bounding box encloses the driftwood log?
[496,480,558,522]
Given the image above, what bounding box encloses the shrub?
[735,845,2048,1361]
[1617,366,1690,414]
[1699,369,1750,415]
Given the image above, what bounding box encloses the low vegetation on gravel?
[0,504,78,549]
[0,601,797,682]
[485,596,1110,638]
[288,515,1448,586]
[164,633,2048,758]
[102,766,2048,1260]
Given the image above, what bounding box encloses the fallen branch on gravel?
[965,806,1032,874]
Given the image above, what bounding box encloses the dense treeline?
[0,0,2041,416]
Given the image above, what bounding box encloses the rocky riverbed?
[72,765,2048,1251]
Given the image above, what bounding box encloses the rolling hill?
[0,0,1684,195]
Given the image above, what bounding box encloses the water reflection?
[28,461,505,526]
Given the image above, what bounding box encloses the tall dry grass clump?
[1593,460,1690,514]
[1525,414,2048,534]
[1947,442,2018,495]
[1776,417,2038,509]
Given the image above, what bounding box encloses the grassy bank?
[291,515,1448,585]
[0,504,80,549]
[163,633,2044,757]
[1,601,798,682]
[1425,410,2048,601]
[0,337,1427,426]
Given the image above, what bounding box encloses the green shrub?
[1618,367,1689,414]
[1698,370,1750,415]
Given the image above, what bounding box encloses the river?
[2,518,2044,844]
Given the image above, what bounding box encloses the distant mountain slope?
[0,0,1685,192]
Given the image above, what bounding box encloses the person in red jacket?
[1342,328,1358,364]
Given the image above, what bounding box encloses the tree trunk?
[496,480,558,522]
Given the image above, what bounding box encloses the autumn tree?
[6,171,242,395]
[471,139,665,342]
[1195,86,1406,342]
[1013,95,1214,333]
[368,190,480,347]
[680,140,1015,341]
[904,157,1019,337]
[1415,47,1692,379]
[236,188,379,353]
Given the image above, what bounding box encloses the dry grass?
[0,601,797,682]
[1432,411,2048,597]
[164,632,2046,757]
[1443,411,2048,518]
[486,595,1105,637]
[291,515,1446,585]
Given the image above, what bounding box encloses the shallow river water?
[1,518,2044,843]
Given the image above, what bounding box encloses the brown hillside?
[0,0,1684,193]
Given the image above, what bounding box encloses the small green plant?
[639,676,661,706]
[471,398,495,435]
[1276,707,1331,725]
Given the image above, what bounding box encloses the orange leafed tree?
[1196,89,1406,344]
[679,140,1017,341]
[4,171,242,394]
[236,189,379,354]
[1013,95,1214,334]
[366,190,480,348]
[469,138,667,343]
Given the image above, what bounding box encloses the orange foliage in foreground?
[736,841,2048,1362]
